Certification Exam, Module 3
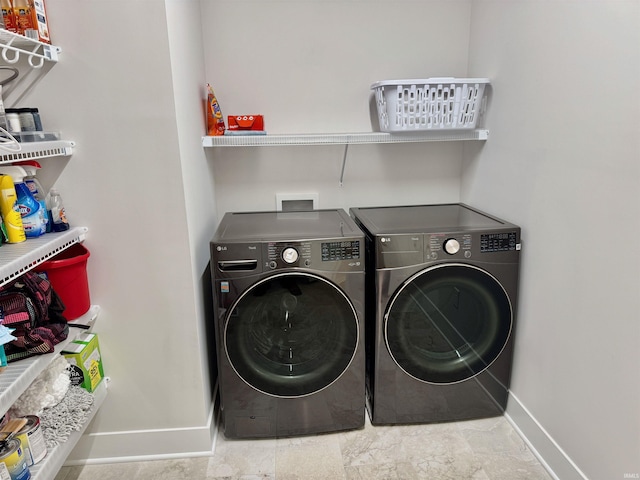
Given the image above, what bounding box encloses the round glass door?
[224,272,359,397]
[385,264,512,384]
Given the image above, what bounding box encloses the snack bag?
[206,84,226,136]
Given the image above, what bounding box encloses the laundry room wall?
[16,0,217,461]
[202,0,475,215]
[462,2,640,479]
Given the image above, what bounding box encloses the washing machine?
[349,203,521,425]
[210,209,366,438]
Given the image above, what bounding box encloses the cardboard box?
[62,333,104,393]
[227,115,264,131]
[32,0,51,43]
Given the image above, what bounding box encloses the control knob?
[444,238,461,255]
[282,247,299,264]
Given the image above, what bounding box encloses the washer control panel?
[321,240,360,262]
[267,242,312,269]
[265,239,362,270]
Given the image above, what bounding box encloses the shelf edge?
[202,130,489,147]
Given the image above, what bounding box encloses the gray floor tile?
[55,414,553,480]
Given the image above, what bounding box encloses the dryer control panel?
[426,233,473,260]
[425,230,521,262]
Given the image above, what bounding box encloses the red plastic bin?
[35,242,91,321]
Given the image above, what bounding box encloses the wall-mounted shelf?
[0,139,74,163]
[202,129,489,147]
[0,305,104,480]
[0,29,60,67]
[0,227,88,287]
[0,305,100,414]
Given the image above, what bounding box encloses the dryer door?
[224,272,359,397]
[385,264,512,384]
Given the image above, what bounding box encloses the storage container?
[371,78,489,132]
[35,242,90,320]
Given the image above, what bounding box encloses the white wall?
[202,0,474,216]
[11,0,637,473]
[16,0,215,461]
[464,2,640,479]
[164,0,219,417]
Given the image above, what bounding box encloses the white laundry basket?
[371,78,489,132]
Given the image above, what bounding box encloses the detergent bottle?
[15,160,48,232]
[0,174,25,243]
[48,188,69,232]
[0,166,46,238]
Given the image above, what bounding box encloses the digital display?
[480,232,517,252]
[322,240,360,261]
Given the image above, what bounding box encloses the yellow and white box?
[62,333,104,393]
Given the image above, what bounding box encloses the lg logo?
[216,246,227,251]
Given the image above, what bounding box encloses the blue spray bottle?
[15,160,49,233]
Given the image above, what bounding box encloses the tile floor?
[54,414,553,480]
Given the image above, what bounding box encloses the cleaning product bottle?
[0,166,46,237]
[49,188,69,232]
[0,174,25,243]
[15,160,48,232]
[12,0,34,36]
[0,0,17,34]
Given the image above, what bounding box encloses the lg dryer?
[211,209,365,438]
[350,203,521,425]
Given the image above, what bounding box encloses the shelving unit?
[0,306,99,414]
[0,227,88,287]
[202,129,489,147]
[0,306,103,480]
[0,29,60,66]
[0,139,74,163]
[0,29,105,480]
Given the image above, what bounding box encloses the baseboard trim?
[64,394,218,466]
[505,391,589,480]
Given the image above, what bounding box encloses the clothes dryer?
[210,209,365,438]
[350,203,521,425]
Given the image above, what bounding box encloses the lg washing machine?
[210,209,365,438]
[350,203,521,425]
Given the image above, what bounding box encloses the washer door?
[224,272,359,398]
[385,264,512,384]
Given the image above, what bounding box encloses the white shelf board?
[0,305,100,414]
[202,130,489,147]
[0,29,60,65]
[30,378,107,480]
[0,227,88,287]
[0,140,75,164]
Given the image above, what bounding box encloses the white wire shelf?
[0,29,60,67]
[0,227,88,287]
[202,130,489,147]
[0,305,100,414]
[30,374,107,480]
[0,139,74,163]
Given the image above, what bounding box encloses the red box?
[227,115,264,131]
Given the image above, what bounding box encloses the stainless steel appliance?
[350,203,521,425]
[210,209,365,438]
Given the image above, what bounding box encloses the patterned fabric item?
[0,271,69,362]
